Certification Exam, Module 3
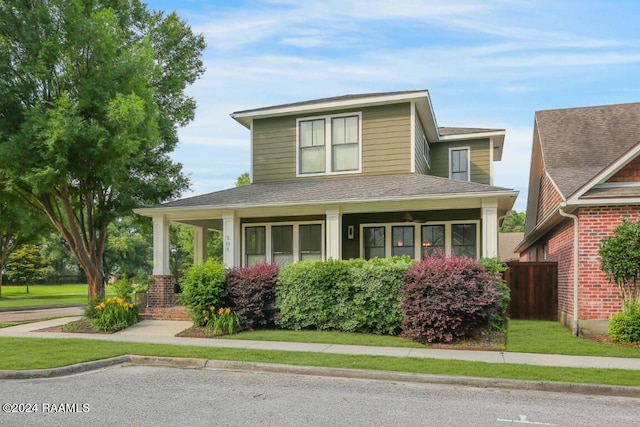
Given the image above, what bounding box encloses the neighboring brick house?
[516,102,640,336]
[135,90,518,308]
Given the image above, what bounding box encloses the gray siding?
[429,138,491,185]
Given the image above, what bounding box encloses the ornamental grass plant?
[92,297,139,332]
[203,306,242,335]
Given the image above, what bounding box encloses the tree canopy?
[0,0,205,298]
[500,210,526,233]
[599,218,640,306]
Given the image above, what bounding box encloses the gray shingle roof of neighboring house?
[536,102,640,199]
[152,173,516,209]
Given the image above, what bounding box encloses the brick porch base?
[139,306,191,321]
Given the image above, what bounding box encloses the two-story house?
[135,90,518,308]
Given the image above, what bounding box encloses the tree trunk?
[85,268,105,301]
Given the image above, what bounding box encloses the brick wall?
[576,206,640,319]
[544,218,575,318]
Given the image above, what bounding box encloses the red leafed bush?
[224,263,280,330]
[401,254,502,343]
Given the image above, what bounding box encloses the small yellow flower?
[210,306,215,311]
[203,316,208,322]
[225,307,231,315]
[218,308,224,316]
[129,304,134,309]
[202,309,207,314]
[116,297,124,304]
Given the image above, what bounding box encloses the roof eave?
[135,189,518,217]
[230,91,431,128]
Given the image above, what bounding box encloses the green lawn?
[0,284,109,309]
[0,336,639,387]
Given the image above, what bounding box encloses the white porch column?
[193,226,207,265]
[222,212,241,267]
[481,199,499,258]
[152,215,170,275]
[326,208,341,260]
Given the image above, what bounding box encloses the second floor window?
[450,147,470,181]
[298,113,361,175]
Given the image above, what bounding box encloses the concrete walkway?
[1,314,639,371]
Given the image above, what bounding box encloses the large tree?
[0,1,205,298]
[0,191,50,296]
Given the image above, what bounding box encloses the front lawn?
[0,284,88,309]
[0,337,639,387]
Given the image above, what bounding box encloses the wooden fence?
[504,261,558,320]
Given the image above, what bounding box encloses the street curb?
[203,360,640,398]
[0,355,130,380]
[2,355,638,398]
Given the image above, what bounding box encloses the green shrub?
[179,260,226,326]
[110,278,135,300]
[92,297,138,332]
[608,302,640,343]
[479,257,510,332]
[276,257,414,334]
[348,257,415,334]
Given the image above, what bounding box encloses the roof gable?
[536,102,640,199]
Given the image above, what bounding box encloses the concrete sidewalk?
[1,316,639,371]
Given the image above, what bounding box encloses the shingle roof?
[438,127,504,136]
[536,102,640,198]
[154,173,515,209]
[232,90,428,116]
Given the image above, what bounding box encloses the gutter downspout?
[558,206,580,337]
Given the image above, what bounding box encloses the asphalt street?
[1,365,638,427]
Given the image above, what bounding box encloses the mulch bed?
[36,318,113,334]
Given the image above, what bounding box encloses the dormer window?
[297,113,361,176]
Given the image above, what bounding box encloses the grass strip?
[1,337,639,387]
[222,329,426,348]
[507,320,640,358]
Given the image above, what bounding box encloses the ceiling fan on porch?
[401,212,427,223]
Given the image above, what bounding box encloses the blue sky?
[145,0,640,212]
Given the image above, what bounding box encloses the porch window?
[421,224,445,258]
[392,226,414,258]
[363,226,385,260]
[299,119,326,174]
[297,113,361,176]
[245,226,266,266]
[452,223,477,258]
[450,147,470,181]
[272,225,293,264]
[300,224,322,261]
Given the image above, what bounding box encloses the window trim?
[296,112,362,177]
[449,146,470,181]
[360,220,481,260]
[242,221,325,266]
[422,134,430,169]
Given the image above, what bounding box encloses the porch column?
[152,215,170,275]
[150,215,175,307]
[222,212,241,267]
[193,226,207,265]
[326,208,341,260]
[482,200,498,258]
